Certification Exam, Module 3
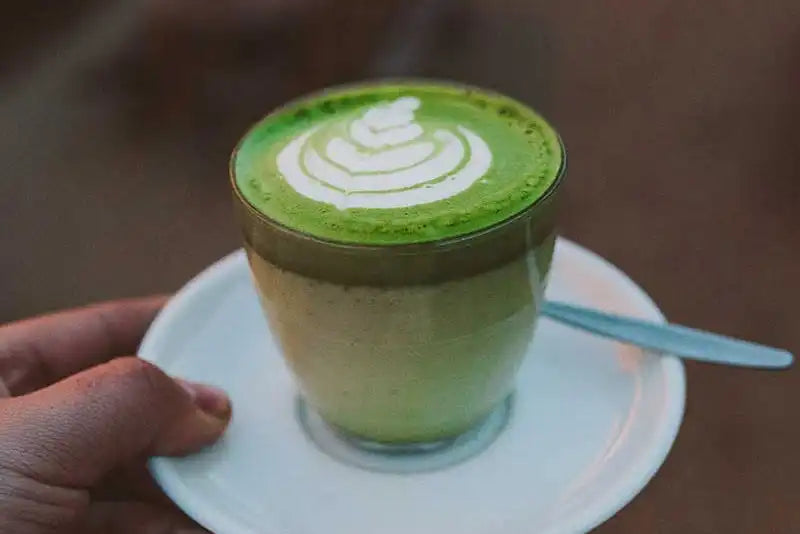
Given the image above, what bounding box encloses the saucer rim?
[140,238,686,534]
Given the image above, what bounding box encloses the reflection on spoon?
[541,301,794,369]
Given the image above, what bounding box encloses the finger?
[0,466,89,534]
[0,295,168,395]
[0,357,231,489]
[80,501,209,534]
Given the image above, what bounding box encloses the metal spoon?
[541,301,794,369]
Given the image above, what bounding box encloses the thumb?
[0,357,231,488]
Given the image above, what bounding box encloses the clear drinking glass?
[230,81,566,464]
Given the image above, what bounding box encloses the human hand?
[0,296,231,533]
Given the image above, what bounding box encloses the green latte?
[234,82,563,244]
[232,81,566,447]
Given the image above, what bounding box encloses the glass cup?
[230,82,566,463]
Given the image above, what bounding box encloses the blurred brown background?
[1,0,798,532]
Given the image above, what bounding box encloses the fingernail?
[177,379,232,420]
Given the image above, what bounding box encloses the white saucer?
[139,238,685,534]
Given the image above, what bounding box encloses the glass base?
[296,395,514,474]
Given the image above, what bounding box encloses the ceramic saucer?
[139,238,685,534]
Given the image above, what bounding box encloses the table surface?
[1,1,798,532]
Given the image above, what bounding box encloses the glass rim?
[229,78,567,255]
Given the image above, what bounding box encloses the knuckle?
[103,357,173,400]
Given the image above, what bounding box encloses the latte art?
[235,82,564,244]
[276,97,492,209]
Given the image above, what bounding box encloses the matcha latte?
[232,81,565,444]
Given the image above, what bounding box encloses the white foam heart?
[276,97,492,209]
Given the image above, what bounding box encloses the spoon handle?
[541,301,794,369]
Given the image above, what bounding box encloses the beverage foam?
[233,82,563,245]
